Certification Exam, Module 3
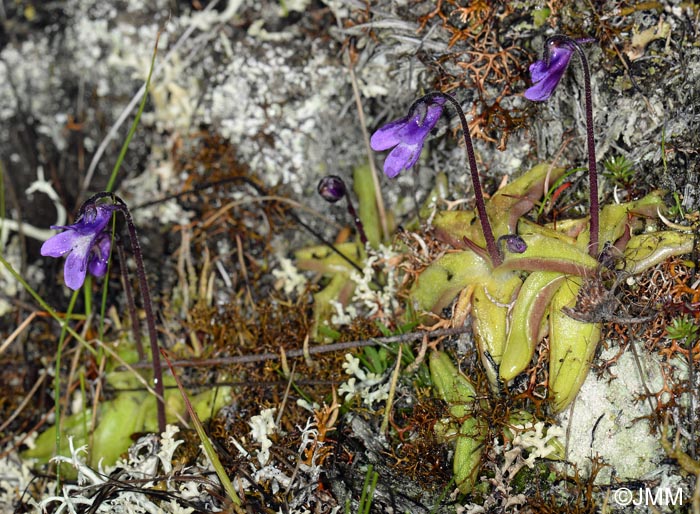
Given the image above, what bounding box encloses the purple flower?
[370,97,445,178]
[41,203,115,290]
[524,38,594,102]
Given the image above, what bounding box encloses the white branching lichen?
[329,299,358,326]
[511,421,564,467]
[28,428,210,513]
[347,244,400,323]
[272,254,308,296]
[248,407,278,467]
[459,422,564,513]
[338,354,389,408]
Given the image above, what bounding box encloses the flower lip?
[87,233,112,278]
[370,96,446,178]
[41,202,116,290]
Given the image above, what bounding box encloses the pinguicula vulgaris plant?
[41,193,167,434]
[368,32,696,495]
[371,35,695,412]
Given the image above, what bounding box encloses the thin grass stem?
[53,289,79,490]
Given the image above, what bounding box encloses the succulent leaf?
[548,278,602,412]
[500,271,566,381]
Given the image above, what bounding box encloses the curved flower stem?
[117,203,166,433]
[548,35,599,257]
[86,192,166,433]
[415,92,501,266]
[343,192,368,246]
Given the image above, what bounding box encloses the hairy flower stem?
[116,241,144,361]
[549,35,599,257]
[343,194,368,246]
[418,92,501,266]
[118,206,166,433]
[88,192,166,433]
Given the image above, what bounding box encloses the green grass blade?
[358,464,378,514]
[54,288,79,489]
[160,349,242,508]
[105,31,160,193]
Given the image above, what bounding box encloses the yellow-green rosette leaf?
[500,271,566,381]
[472,270,522,368]
[429,351,476,419]
[623,230,695,274]
[499,233,597,277]
[454,417,485,494]
[410,250,491,314]
[548,278,602,412]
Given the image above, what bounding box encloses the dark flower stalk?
[317,175,368,245]
[525,34,599,257]
[371,92,501,265]
[430,92,501,266]
[116,241,144,361]
[110,194,166,433]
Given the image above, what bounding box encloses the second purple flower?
[524,37,594,102]
[370,96,445,178]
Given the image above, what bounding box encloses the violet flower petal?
[40,230,81,258]
[371,98,445,178]
[42,202,116,290]
[524,38,594,102]
[63,239,92,290]
[370,118,408,151]
[524,43,575,102]
[384,143,419,179]
[87,235,112,278]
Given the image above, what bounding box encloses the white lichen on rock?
[559,341,680,483]
[202,33,355,194]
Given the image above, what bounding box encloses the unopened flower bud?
[317,175,347,203]
[499,234,527,254]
